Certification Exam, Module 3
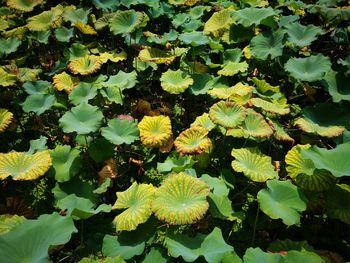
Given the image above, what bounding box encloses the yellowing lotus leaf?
[138,115,172,147]
[295,118,345,138]
[209,101,246,128]
[231,148,278,182]
[53,72,79,93]
[160,69,193,94]
[0,109,13,133]
[2,26,28,40]
[250,98,290,115]
[190,113,216,131]
[0,215,26,234]
[285,144,335,191]
[239,109,273,138]
[169,0,200,6]
[68,55,103,75]
[99,51,127,63]
[27,10,61,31]
[217,61,248,77]
[174,126,212,155]
[268,119,294,143]
[138,48,176,65]
[208,83,253,103]
[74,22,97,35]
[251,77,280,94]
[0,67,16,87]
[152,172,210,225]
[0,151,52,180]
[204,9,233,37]
[112,182,155,231]
[6,0,43,12]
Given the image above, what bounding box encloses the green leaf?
[165,227,233,263]
[63,7,90,24]
[142,248,167,263]
[101,118,139,145]
[284,54,331,82]
[209,101,246,128]
[179,31,209,46]
[268,239,313,252]
[28,135,48,154]
[55,26,74,42]
[243,247,282,263]
[56,194,112,220]
[300,142,350,177]
[157,152,195,173]
[22,94,56,115]
[322,70,350,102]
[326,184,350,224]
[257,180,307,226]
[250,30,285,60]
[0,67,16,87]
[152,172,210,225]
[218,61,248,76]
[59,103,103,134]
[88,138,115,162]
[102,70,138,91]
[285,22,323,47]
[160,69,193,94]
[231,148,278,182]
[204,9,233,37]
[69,83,97,105]
[0,215,26,235]
[50,145,82,182]
[232,7,277,27]
[109,10,148,36]
[112,183,155,231]
[284,250,325,263]
[0,213,77,263]
[0,37,21,57]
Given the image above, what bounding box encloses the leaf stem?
[251,204,259,246]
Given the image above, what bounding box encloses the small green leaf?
[101,118,139,145]
[69,83,97,105]
[0,37,21,57]
[55,26,74,42]
[250,30,285,60]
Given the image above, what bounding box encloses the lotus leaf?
[218,61,248,76]
[75,22,97,35]
[138,48,176,64]
[164,227,233,262]
[101,118,139,145]
[0,67,16,87]
[100,51,127,63]
[250,30,285,60]
[55,26,74,42]
[251,77,280,94]
[231,148,278,182]
[112,182,155,231]
[0,37,21,57]
[68,55,103,75]
[92,0,120,10]
[295,118,345,138]
[59,102,103,134]
[209,101,246,128]
[179,31,209,46]
[287,147,336,190]
[239,109,273,138]
[174,126,212,155]
[27,10,62,31]
[243,247,282,263]
[109,10,148,36]
[300,142,350,177]
[22,94,56,115]
[6,0,43,12]
[0,213,76,263]
[2,26,28,40]
[160,69,193,94]
[0,215,26,235]
[0,109,13,132]
[57,194,112,220]
[257,179,307,225]
[190,113,216,131]
[69,83,97,105]
[142,248,167,263]
[157,153,195,173]
[250,98,290,115]
[50,145,82,182]
[152,172,210,224]
[284,54,331,82]
[285,22,323,47]
[326,184,350,224]
[204,9,233,37]
[53,71,78,93]
[138,115,172,147]
[268,239,313,253]
[102,70,137,91]
[284,250,326,263]
[232,7,277,27]
[269,119,294,143]
[63,7,89,23]
[322,71,350,102]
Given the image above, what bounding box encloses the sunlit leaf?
[0,67,16,87]
[204,9,233,37]
[191,113,216,131]
[209,101,246,128]
[109,10,148,36]
[160,69,193,94]
[27,10,62,31]
[68,55,103,75]
[0,109,13,133]
[238,109,273,138]
[218,61,248,77]
[250,98,290,115]
[53,72,78,93]
[102,118,139,145]
[250,30,285,60]
[285,22,323,47]
[174,126,212,155]
[138,48,176,65]
[138,115,172,147]
[6,0,43,12]
[232,7,277,27]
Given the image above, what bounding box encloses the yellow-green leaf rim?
[138,115,173,147]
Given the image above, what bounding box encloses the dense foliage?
[0,0,349,262]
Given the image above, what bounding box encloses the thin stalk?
[251,204,259,246]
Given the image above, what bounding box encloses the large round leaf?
[165,227,233,263]
[284,54,331,82]
[0,109,13,133]
[6,0,43,12]
[59,102,103,134]
[190,113,216,131]
[53,72,78,93]
[257,179,307,226]
[250,98,290,115]
[68,82,97,105]
[138,115,172,147]
[231,148,278,182]
[238,109,273,138]
[101,118,139,145]
[27,10,62,31]
[0,37,21,57]
[112,182,155,231]
[250,30,285,60]
[0,151,52,180]
[322,71,350,102]
[152,172,210,225]
[232,7,276,27]
[209,101,246,128]
[204,9,233,37]
[68,55,103,75]
[0,213,77,263]
[109,10,148,36]
[174,126,212,155]
[160,69,193,94]
[217,61,248,76]
[285,22,323,47]
[285,144,335,191]
[138,48,176,64]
